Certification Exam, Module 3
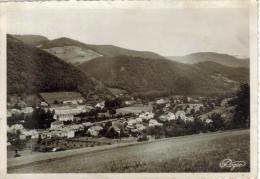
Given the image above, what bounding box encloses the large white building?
[50,105,87,121]
[39,91,87,121]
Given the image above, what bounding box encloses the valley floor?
[8,129,249,173]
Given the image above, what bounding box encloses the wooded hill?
[79,55,249,97]
[7,35,110,98]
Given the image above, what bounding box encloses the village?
[7,90,227,156]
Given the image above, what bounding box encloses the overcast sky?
[7,8,249,57]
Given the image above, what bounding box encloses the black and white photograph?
[0,0,258,178]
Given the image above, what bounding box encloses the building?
[175,110,187,120]
[51,121,64,129]
[39,92,84,106]
[82,122,93,128]
[205,118,213,124]
[139,112,154,121]
[156,98,167,104]
[149,119,163,127]
[87,126,103,137]
[22,107,34,114]
[184,116,194,122]
[186,104,204,114]
[50,105,87,121]
[95,101,105,109]
[135,123,146,132]
[41,124,84,139]
[159,112,176,122]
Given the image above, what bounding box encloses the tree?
[192,117,204,133]
[229,83,250,128]
[7,113,25,126]
[105,98,122,109]
[190,108,195,115]
[209,113,224,131]
[8,130,26,157]
[176,116,182,124]
[147,126,165,139]
[109,109,116,117]
[24,107,54,129]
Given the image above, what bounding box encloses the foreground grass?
[98,132,250,172]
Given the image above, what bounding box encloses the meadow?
[98,131,250,172]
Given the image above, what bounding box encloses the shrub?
[208,113,225,131]
[146,126,165,139]
[137,135,149,142]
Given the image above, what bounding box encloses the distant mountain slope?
[40,37,165,59]
[79,55,249,97]
[11,35,165,65]
[7,35,110,98]
[43,46,103,66]
[11,34,49,47]
[167,52,249,68]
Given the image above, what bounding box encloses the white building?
[7,124,24,134]
[51,121,64,129]
[167,112,176,121]
[66,130,75,138]
[135,123,146,131]
[175,110,187,120]
[21,107,34,114]
[95,101,105,109]
[82,122,93,128]
[185,116,194,122]
[50,105,87,121]
[165,103,171,108]
[185,104,204,114]
[159,112,176,122]
[156,99,167,104]
[87,126,103,137]
[135,117,143,123]
[139,112,154,121]
[128,119,137,126]
[149,119,163,127]
[205,118,213,124]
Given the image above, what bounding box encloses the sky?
[6,8,249,57]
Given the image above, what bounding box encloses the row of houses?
[7,107,34,118]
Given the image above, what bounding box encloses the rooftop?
[39,91,84,105]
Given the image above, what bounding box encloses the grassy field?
[116,105,152,114]
[8,130,249,173]
[95,132,250,172]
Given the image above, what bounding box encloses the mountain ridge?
[11,34,49,47]
[10,35,166,65]
[167,52,249,68]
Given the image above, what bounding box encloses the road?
[8,129,249,173]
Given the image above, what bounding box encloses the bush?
[208,113,225,131]
[137,135,149,142]
[146,126,165,139]
[8,130,27,150]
